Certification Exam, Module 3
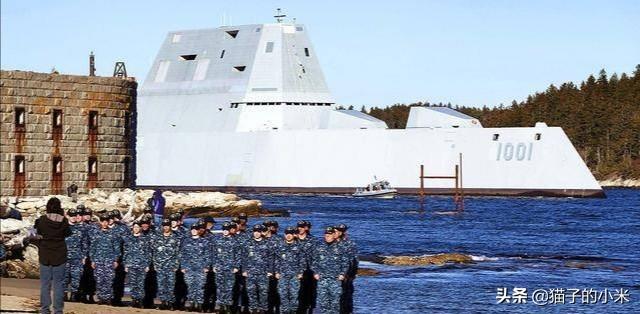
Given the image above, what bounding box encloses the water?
[236,188,639,313]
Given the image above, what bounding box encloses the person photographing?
[34,197,71,314]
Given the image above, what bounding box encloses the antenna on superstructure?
[274,8,286,23]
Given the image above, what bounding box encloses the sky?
[1,0,638,108]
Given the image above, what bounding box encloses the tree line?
[360,65,640,180]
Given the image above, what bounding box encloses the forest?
[359,66,640,180]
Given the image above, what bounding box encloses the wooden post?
[459,153,464,210]
[419,164,425,211]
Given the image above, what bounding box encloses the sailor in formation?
[62,207,358,313]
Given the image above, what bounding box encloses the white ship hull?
[136,126,603,198]
[135,22,603,198]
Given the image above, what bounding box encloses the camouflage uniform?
[313,241,347,314]
[338,237,358,314]
[241,237,272,311]
[214,234,240,307]
[151,232,181,303]
[276,240,305,312]
[179,235,209,304]
[79,220,98,301]
[297,234,317,311]
[89,227,119,302]
[123,233,152,302]
[65,223,88,294]
[110,221,129,304]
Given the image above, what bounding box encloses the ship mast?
[274,8,286,23]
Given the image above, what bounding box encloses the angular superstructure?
[136,20,604,197]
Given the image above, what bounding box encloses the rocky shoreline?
[1,189,267,279]
[598,178,640,187]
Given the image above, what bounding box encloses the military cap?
[222,222,232,230]
[82,206,93,215]
[109,209,122,219]
[253,224,267,232]
[140,217,151,225]
[238,212,248,220]
[229,222,238,229]
[304,220,312,228]
[161,218,171,226]
[297,220,306,228]
[324,226,335,234]
[263,220,273,227]
[231,217,241,224]
[204,217,216,224]
[67,208,79,216]
[98,213,110,221]
[284,227,297,235]
[176,208,185,215]
[335,224,348,232]
[131,220,141,227]
[76,204,86,211]
[169,213,181,221]
[271,220,279,227]
[190,223,200,230]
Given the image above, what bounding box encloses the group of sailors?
[63,205,358,313]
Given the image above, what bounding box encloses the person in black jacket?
[34,197,71,314]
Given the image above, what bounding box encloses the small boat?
[352,179,398,198]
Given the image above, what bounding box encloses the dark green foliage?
[363,66,640,179]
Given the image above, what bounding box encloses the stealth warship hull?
[136,22,603,198]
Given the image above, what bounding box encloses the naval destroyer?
[136,14,604,198]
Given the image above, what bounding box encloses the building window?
[180,54,197,61]
[492,134,500,141]
[88,156,98,175]
[304,48,310,57]
[535,133,542,140]
[220,50,225,59]
[225,30,239,38]
[52,156,63,174]
[172,33,182,43]
[296,26,303,31]
[15,106,26,127]
[255,27,261,32]
[265,42,274,53]
[233,66,246,72]
[88,111,99,130]
[14,155,25,174]
[52,109,63,128]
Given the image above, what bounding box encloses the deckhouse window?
[492,134,500,141]
[535,133,542,141]
[225,30,239,38]
[220,50,225,59]
[265,42,274,53]
[180,54,197,61]
[171,34,182,43]
[304,48,310,57]
[233,66,246,72]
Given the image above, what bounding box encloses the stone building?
[0,70,137,196]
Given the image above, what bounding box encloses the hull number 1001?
[496,142,533,161]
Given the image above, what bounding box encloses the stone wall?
[0,70,137,196]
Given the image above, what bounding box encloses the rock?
[0,218,32,234]
[382,253,474,266]
[357,267,381,276]
[1,245,40,279]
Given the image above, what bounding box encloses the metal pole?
[419,164,425,211]
[459,153,464,210]
[454,164,460,210]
